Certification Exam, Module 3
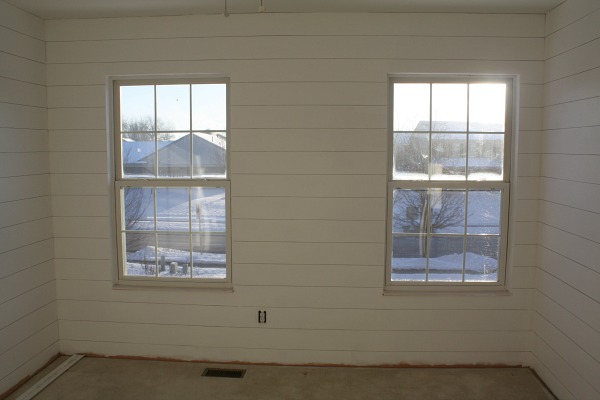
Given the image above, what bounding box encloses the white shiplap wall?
[46,12,544,366]
[533,1,600,399]
[0,0,59,396]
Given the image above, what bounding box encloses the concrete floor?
[7,356,556,400]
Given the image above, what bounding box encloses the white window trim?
[107,74,232,289]
[384,74,517,293]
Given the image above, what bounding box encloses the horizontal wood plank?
[51,195,110,217]
[46,36,543,64]
[541,127,600,155]
[233,219,384,244]
[231,129,386,152]
[49,130,107,152]
[0,196,50,229]
[231,174,385,198]
[0,239,54,280]
[539,199,600,244]
[0,1,45,40]
[232,197,385,221]
[56,280,532,311]
[0,77,46,108]
[46,59,545,86]
[533,313,600,393]
[538,223,600,276]
[0,218,53,254]
[57,300,529,332]
[534,290,600,362]
[0,103,47,130]
[59,339,529,366]
[539,177,600,213]
[0,261,55,305]
[52,216,110,239]
[45,13,544,42]
[536,270,600,333]
[0,152,50,178]
[0,303,57,356]
[233,241,384,265]
[0,25,45,63]
[0,128,49,153]
[231,151,386,175]
[58,319,530,352]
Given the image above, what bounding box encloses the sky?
[393,83,506,132]
[120,83,227,132]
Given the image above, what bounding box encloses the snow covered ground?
[392,252,498,282]
[126,187,226,233]
[124,187,227,279]
[126,246,226,279]
[123,185,501,282]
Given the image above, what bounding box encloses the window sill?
[383,286,511,296]
[113,280,234,292]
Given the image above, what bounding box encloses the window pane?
[431,133,466,180]
[156,187,189,231]
[432,84,467,132]
[157,132,191,178]
[122,133,156,178]
[467,190,501,234]
[123,187,155,231]
[465,236,499,282]
[468,134,503,181]
[157,233,191,278]
[393,132,429,180]
[392,189,428,234]
[120,85,154,132]
[430,189,466,234]
[469,84,506,132]
[191,187,226,233]
[192,234,226,279]
[192,133,227,178]
[124,232,156,277]
[192,84,227,131]
[393,83,430,132]
[389,78,509,287]
[391,235,427,282]
[156,84,190,131]
[428,236,464,282]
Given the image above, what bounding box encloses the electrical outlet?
[258,310,267,324]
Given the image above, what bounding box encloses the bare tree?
[393,132,429,175]
[394,189,464,233]
[121,116,175,140]
[393,189,465,258]
[124,187,153,252]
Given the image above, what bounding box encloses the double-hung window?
[112,77,230,287]
[387,76,513,290]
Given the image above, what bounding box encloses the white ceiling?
[7,0,564,20]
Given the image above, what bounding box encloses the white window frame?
[385,75,515,293]
[109,75,232,289]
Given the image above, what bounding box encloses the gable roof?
[413,121,504,132]
[133,133,225,168]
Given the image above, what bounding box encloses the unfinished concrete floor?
[7,356,556,400]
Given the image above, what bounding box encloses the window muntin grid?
[392,82,508,182]
[113,78,230,286]
[390,187,503,283]
[387,77,512,289]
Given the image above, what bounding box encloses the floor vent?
[202,368,246,378]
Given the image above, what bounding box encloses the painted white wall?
[0,0,59,395]
[532,1,600,399]
[45,12,544,366]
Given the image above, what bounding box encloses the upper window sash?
[113,78,230,182]
[389,77,512,184]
